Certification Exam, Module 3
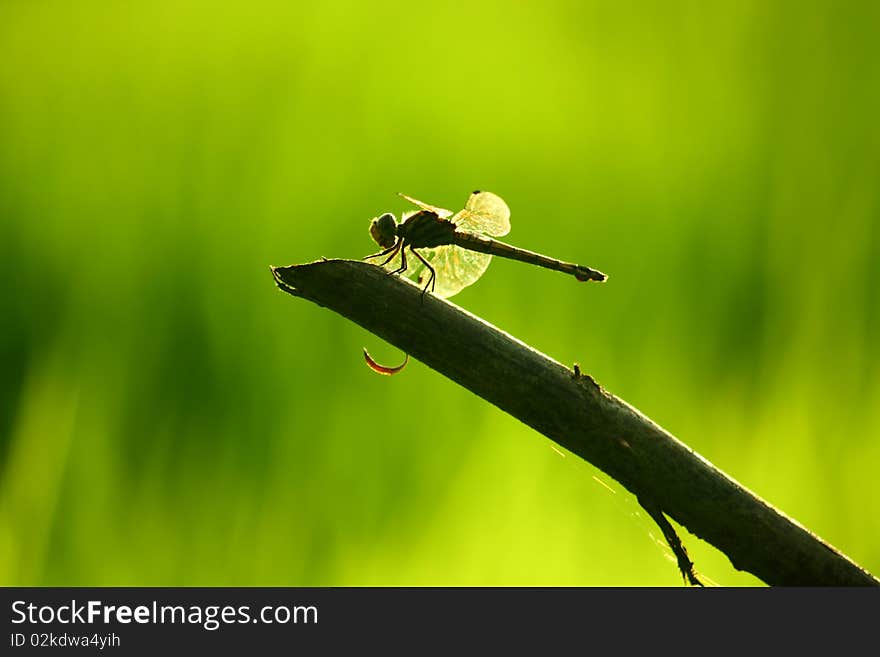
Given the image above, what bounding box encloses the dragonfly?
[364,190,607,298]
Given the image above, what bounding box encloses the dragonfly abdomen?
[453,232,607,283]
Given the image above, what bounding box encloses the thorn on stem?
[363,348,409,376]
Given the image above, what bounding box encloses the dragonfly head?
[369,212,398,249]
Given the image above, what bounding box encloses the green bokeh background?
[1,1,878,586]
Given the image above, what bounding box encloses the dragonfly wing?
[452,190,511,237]
[398,193,454,219]
[403,244,492,298]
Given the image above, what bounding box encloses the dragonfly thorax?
[397,210,457,249]
[369,212,398,249]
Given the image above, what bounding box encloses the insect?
[365,191,607,298]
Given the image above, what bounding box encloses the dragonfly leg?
[410,247,436,295]
[364,239,401,266]
[388,241,409,275]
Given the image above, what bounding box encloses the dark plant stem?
[272,259,879,587]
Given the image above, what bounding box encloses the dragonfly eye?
[370,212,398,248]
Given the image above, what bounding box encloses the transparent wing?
[398,193,453,219]
[451,190,511,237]
[399,243,492,298]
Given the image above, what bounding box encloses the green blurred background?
[1,0,878,586]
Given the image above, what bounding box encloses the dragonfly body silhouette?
[365,191,606,298]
